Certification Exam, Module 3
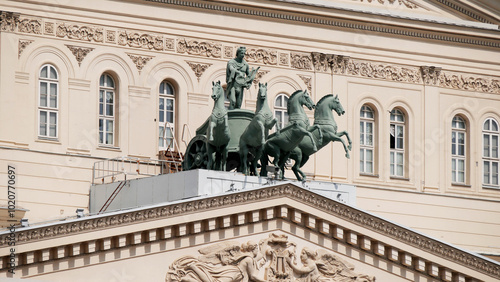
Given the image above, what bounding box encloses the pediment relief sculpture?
[166,233,375,281]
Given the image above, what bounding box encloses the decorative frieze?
[18,39,34,58]
[346,59,422,84]
[56,22,104,42]
[18,18,42,34]
[439,71,500,94]
[165,38,175,51]
[0,11,19,32]
[127,53,153,70]
[244,48,277,65]
[421,66,442,86]
[291,52,312,70]
[359,0,419,9]
[224,46,234,58]
[279,52,289,66]
[177,38,222,58]
[118,30,163,50]
[106,30,116,43]
[66,45,94,66]
[186,61,212,81]
[44,22,54,35]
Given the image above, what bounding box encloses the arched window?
[451,116,467,184]
[38,64,58,138]
[483,118,499,187]
[159,80,175,150]
[360,105,375,174]
[99,73,116,146]
[390,108,405,177]
[274,94,289,129]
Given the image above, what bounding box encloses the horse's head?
[331,94,345,116]
[258,82,267,100]
[300,90,315,110]
[211,80,223,101]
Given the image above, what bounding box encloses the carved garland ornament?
[177,38,222,58]
[66,45,94,66]
[18,39,34,58]
[298,74,312,93]
[253,70,270,86]
[0,11,19,32]
[56,22,104,42]
[291,52,312,70]
[346,60,422,84]
[186,61,212,81]
[166,233,375,282]
[127,53,154,70]
[18,18,42,34]
[118,30,163,50]
[244,48,278,65]
[359,0,419,9]
[439,71,500,94]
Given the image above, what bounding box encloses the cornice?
[1,184,499,279]
[2,11,500,95]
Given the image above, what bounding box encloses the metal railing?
[92,156,181,184]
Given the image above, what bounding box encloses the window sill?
[390,176,410,181]
[482,185,500,190]
[97,146,121,152]
[360,173,379,178]
[451,183,471,188]
[36,137,60,144]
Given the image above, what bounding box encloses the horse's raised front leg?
[309,125,323,144]
[270,118,280,135]
[338,130,352,151]
[332,134,351,159]
[298,126,318,152]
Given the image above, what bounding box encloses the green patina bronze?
[289,94,352,181]
[260,89,323,179]
[206,81,231,171]
[239,82,280,176]
[226,46,260,110]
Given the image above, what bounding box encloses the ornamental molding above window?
[65,45,94,66]
[185,61,212,81]
[126,53,154,71]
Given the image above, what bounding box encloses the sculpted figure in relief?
[165,233,375,282]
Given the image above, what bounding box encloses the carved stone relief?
[127,53,153,71]
[439,71,500,94]
[177,38,222,58]
[359,0,419,9]
[186,61,212,81]
[56,23,104,42]
[106,30,116,43]
[291,52,312,70]
[245,48,277,65]
[0,11,19,32]
[118,31,163,50]
[253,70,270,86]
[66,45,94,66]
[18,18,42,34]
[279,52,289,66]
[44,22,54,35]
[165,233,375,281]
[224,46,234,58]
[165,38,175,51]
[18,39,34,58]
[346,59,422,84]
[298,74,312,92]
[420,66,442,86]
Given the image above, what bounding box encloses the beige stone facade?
[0,0,500,279]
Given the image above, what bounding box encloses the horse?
[206,81,231,171]
[239,82,279,175]
[289,94,352,181]
[260,89,322,179]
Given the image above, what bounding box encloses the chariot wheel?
[183,135,209,170]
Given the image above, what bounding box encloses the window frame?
[158,80,176,150]
[451,115,467,185]
[274,93,289,130]
[360,105,376,175]
[482,118,499,188]
[389,108,406,178]
[98,73,117,146]
[38,64,59,139]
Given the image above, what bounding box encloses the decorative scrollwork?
[0,11,19,32]
[245,48,277,65]
[66,45,94,66]
[56,23,104,42]
[291,52,312,70]
[421,66,442,86]
[18,18,42,34]
[127,53,153,70]
[439,71,500,94]
[177,38,222,58]
[118,30,163,50]
[346,60,421,83]
[297,74,312,92]
[186,61,212,81]
[18,39,34,58]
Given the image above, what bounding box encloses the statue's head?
[332,94,345,116]
[236,46,247,59]
[211,81,223,100]
[301,90,315,110]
